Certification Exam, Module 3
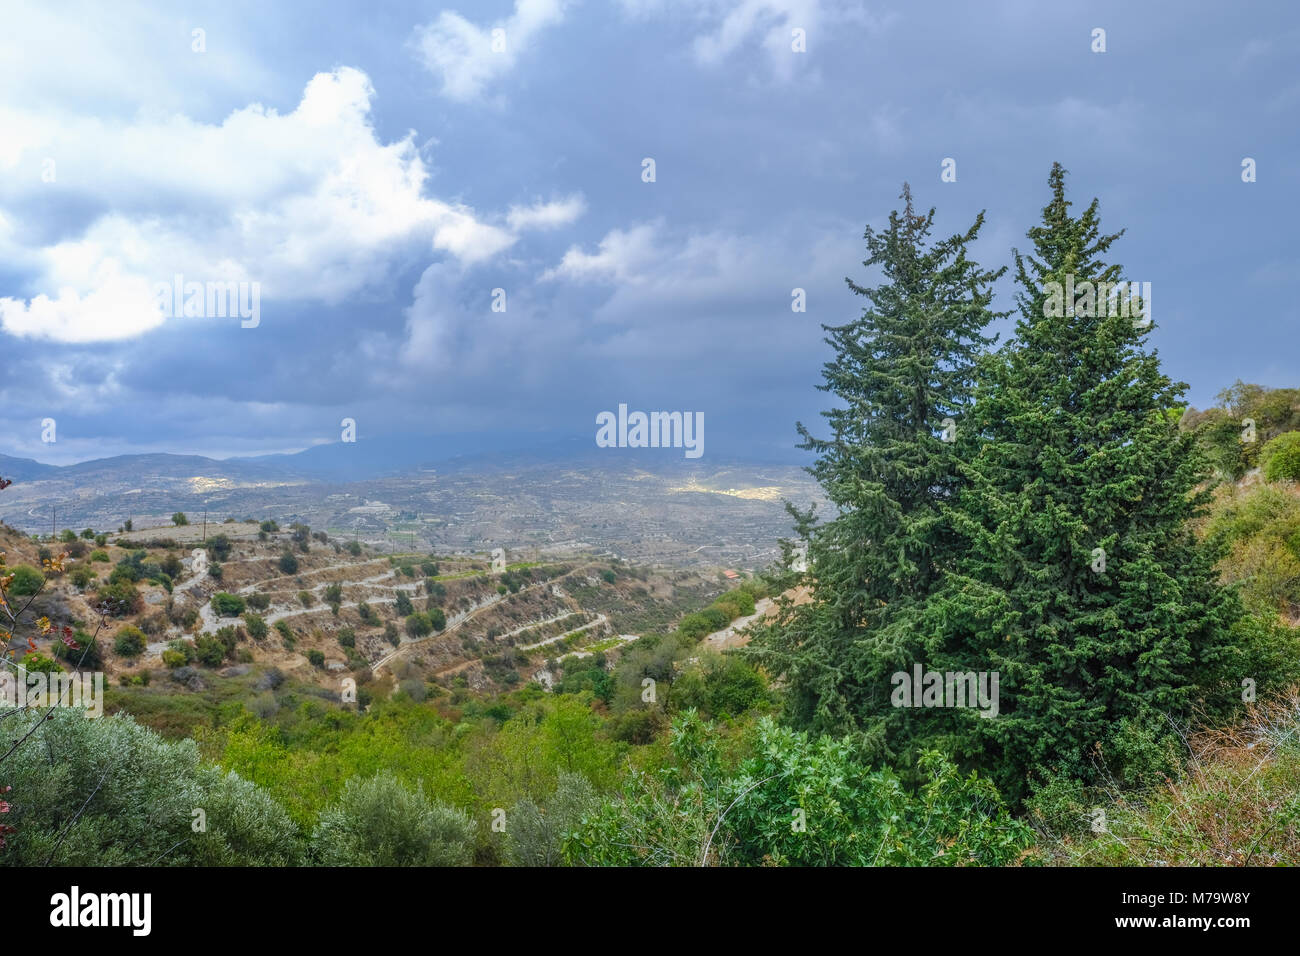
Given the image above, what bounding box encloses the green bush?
[20,652,62,673]
[1261,431,1300,482]
[5,564,44,596]
[307,649,325,668]
[113,626,147,658]
[2,709,302,865]
[206,534,232,561]
[310,773,475,866]
[564,713,1033,867]
[161,649,188,668]
[243,613,269,640]
[507,774,600,866]
[212,593,246,617]
[96,579,143,617]
[69,565,96,589]
[89,549,110,562]
[279,551,299,575]
[195,635,228,667]
[52,630,103,670]
[405,612,433,637]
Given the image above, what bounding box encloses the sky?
[0,0,1296,465]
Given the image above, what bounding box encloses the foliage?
[211,593,246,617]
[310,773,475,866]
[563,713,1032,866]
[1261,431,1300,482]
[113,626,147,658]
[2,709,302,865]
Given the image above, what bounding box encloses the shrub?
[161,649,188,668]
[53,630,104,670]
[405,612,433,638]
[2,708,302,865]
[279,551,299,575]
[89,549,110,562]
[6,564,44,596]
[564,714,1032,867]
[113,626,147,658]
[310,773,475,866]
[212,593,246,617]
[394,591,413,616]
[69,565,96,590]
[260,520,279,533]
[206,534,232,561]
[297,590,314,607]
[507,774,601,866]
[345,540,362,556]
[167,639,198,664]
[194,635,228,667]
[172,512,189,526]
[19,652,61,673]
[96,580,143,617]
[307,649,325,668]
[337,628,356,649]
[246,592,271,611]
[1261,431,1300,482]
[243,613,269,640]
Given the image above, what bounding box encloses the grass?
[1033,689,1300,866]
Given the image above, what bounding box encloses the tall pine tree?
[751,185,1004,755]
[922,163,1242,801]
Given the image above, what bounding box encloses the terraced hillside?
[0,519,736,705]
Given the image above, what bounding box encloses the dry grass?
[1038,690,1300,866]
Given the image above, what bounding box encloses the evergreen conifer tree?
[751,185,1003,753]
[922,163,1241,800]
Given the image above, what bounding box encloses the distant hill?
[0,453,57,482]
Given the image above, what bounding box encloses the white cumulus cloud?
[411,0,569,102]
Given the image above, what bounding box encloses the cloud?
[542,222,661,283]
[0,68,530,343]
[618,0,889,80]
[411,0,569,102]
[506,194,587,231]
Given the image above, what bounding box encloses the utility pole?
[202,507,207,544]
[51,505,55,540]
